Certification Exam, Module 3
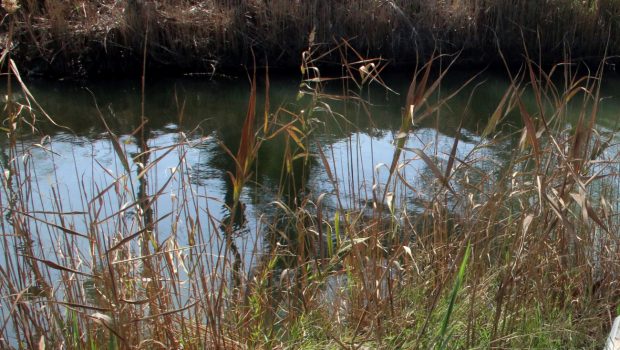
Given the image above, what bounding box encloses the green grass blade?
[438,241,471,349]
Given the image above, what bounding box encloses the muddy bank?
[3,0,620,79]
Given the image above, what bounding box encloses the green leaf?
[437,241,471,349]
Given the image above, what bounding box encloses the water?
[6,70,620,258]
[1,69,620,345]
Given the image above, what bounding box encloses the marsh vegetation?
[1,1,620,349]
[5,0,620,77]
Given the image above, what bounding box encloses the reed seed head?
[2,0,18,14]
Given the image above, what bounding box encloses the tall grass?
[5,0,620,77]
[1,25,620,350]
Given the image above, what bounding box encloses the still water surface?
[10,71,620,253]
[2,71,620,314]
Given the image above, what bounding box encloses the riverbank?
[3,0,620,78]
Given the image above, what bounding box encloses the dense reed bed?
[3,0,620,77]
[2,6,620,349]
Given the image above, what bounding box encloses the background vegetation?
[3,0,620,77]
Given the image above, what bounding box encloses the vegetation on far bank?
[2,0,620,78]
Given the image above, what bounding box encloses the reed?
[0,28,619,350]
[5,0,620,77]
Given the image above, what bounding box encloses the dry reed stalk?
[0,27,619,348]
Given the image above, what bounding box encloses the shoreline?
[3,0,620,79]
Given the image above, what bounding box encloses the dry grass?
[0,6,619,348]
[2,0,620,77]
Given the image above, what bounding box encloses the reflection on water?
[8,71,620,246]
[1,70,620,344]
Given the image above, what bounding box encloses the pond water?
[1,68,620,344]
[18,70,620,215]
[5,69,620,262]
